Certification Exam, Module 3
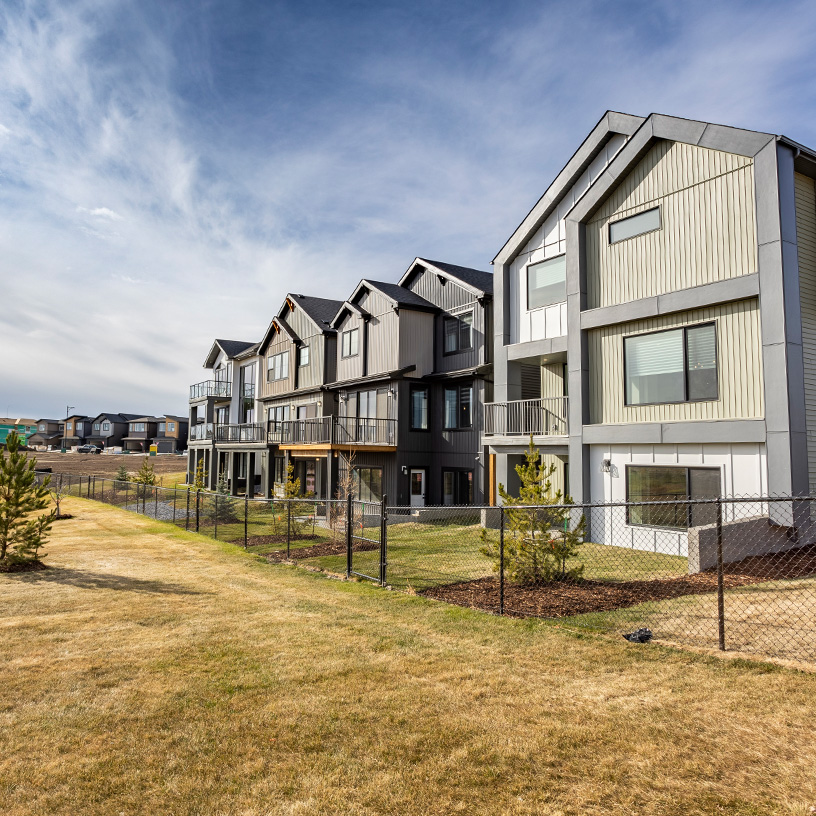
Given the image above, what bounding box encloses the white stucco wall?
[509,133,627,345]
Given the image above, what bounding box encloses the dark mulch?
[0,560,48,574]
[420,545,816,619]
[240,533,322,547]
[53,514,74,521]
[266,539,379,562]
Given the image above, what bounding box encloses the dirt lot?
[25,451,186,478]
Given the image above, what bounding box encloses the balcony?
[484,397,568,437]
[215,423,266,443]
[189,423,214,441]
[189,380,232,401]
[270,416,397,447]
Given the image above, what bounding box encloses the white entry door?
[410,469,426,507]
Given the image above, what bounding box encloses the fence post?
[499,506,505,616]
[196,490,200,533]
[125,480,129,509]
[346,493,353,579]
[172,489,177,525]
[87,475,91,498]
[185,489,190,531]
[379,494,387,586]
[214,494,219,538]
[244,496,248,549]
[716,497,726,651]
[154,487,158,519]
[286,500,291,559]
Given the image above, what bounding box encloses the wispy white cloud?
[1,0,816,418]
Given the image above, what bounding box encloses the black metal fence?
[40,472,816,666]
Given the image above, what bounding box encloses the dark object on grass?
[623,628,653,643]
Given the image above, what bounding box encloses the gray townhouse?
[485,110,816,552]
[186,258,493,506]
[87,413,146,449]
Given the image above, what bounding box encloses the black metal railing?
[189,380,232,401]
[269,416,397,446]
[214,423,266,443]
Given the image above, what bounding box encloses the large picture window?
[353,467,383,503]
[624,322,717,406]
[527,255,566,310]
[410,386,429,430]
[444,384,472,430]
[443,470,473,505]
[342,328,359,358]
[267,351,289,382]
[627,465,720,529]
[443,312,473,354]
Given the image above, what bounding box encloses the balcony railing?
[189,380,232,401]
[189,423,214,441]
[215,423,266,443]
[484,397,568,437]
[269,416,397,446]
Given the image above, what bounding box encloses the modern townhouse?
[122,417,161,452]
[86,413,144,449]
[27,419,63,449]
[150,415,189,453]
[486,110,816,551]
[186,259,493,505]
[63,415,93,448]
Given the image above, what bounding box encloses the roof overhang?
[493,110,645,267]
[399,257,488,297]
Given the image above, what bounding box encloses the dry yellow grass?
[2,498,816,816]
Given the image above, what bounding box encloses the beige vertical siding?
[261,331,295,398]
[541,362,565,400]
[586,141,757,309]
[588,298,763,424]
[540,453,567,498]
[335,312,365,382]
[794,172,816,492]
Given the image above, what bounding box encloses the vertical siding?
[335,311,365,381]
[795,172,816,492]
[407,267,474,310]
[588,298,763,424]
[541,362,565,399]
[586,141,758,308]
[261,332,295,398]
[540,453,567,498]
[398,310,435,376]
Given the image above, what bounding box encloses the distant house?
[122,417,160,452]
[0,418,38,446]
[27,419,65,450]
[62,415,93,448]
[86,413,143,450]
[151,415,188,453]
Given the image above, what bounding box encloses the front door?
[410,469,426,508]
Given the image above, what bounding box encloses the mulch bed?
[420,544,816,619]
[265,539,379,562]
[0,560,48,574]
[240,533,322,548]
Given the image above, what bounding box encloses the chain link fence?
[38,471,816,665]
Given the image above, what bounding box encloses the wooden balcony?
[484,397,568,437]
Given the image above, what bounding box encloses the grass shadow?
[6,566,211,595]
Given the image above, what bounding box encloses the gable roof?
[287,294,344,329]
[493,110,645,266]
[89,412,143,424]
[331,279,437,328]
[567,112,780,225]
[204,338,257,368]
[400,257,493,296]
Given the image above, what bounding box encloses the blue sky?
[2,0,816,419]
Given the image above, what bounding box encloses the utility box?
[149,445,158,456]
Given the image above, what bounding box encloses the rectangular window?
[527,255,566,310]
[410,386,429,430]
[443,312,474,354]
[298,345,310,367]
[342,328,359,358]
[103,423,110,432]
[627,466,720,529]
[625,322,717,406]
[609,206,661,244]
[39,424,45,431]
[273,456,286,484]
[67,423,72,431]
[159,422,166,432]
[168,422,175,432]
[94,423,100,431]
[443,470,474,505]
[267,351,289,382]
[444,384,472,430]
[353,467,383,503]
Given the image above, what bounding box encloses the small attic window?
[609,207,661,244]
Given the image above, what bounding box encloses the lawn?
[2,498,816,815]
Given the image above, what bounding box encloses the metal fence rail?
[38,471,816,666]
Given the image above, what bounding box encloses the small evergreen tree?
[282,459,308,536]
[192,458,208,490]
[0,431,53,567]
[115,464,129,483]
[481,438,586,584]
[133,459,157,486]
[212,469,237,522]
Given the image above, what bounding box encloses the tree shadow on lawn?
[5,566,211,596]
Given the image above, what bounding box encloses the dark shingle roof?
[215,339,256,358]
[418,259,493,294]
[290,295,345,329]
[365,281,437,311]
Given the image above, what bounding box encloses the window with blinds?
[527,255,566,310]
[624,322,718,405]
